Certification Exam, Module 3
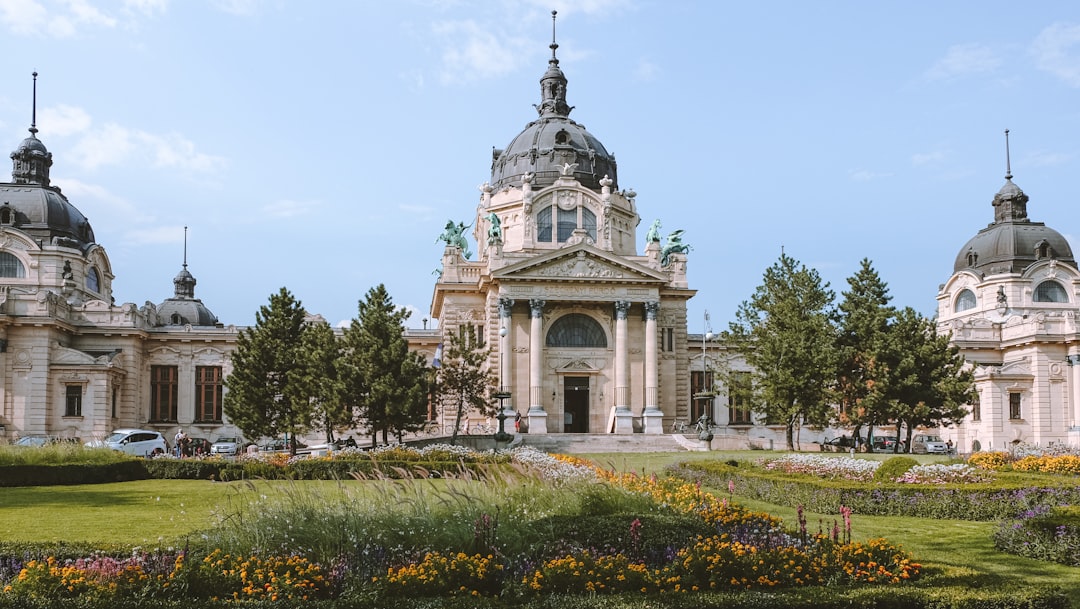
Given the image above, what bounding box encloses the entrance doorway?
[562,377,590,433]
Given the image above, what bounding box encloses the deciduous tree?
[433,324,494,445]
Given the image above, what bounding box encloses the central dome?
[489,35,617,192]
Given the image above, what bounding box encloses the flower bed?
[993,506,1080,567]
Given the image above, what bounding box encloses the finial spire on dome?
[183,225,188,269]
[550,10,559,64]
[30,71,38,137]
[1004,128,1012,180]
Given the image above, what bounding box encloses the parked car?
[824,435,856,448]
[871,437,905,453]
[911,433,948,454]
[86,429,168,457]
[210,436,244,456]
[14,435,63,447]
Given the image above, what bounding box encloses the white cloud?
[122,225,186,246]
[0,0,49,35]
[1023,149,1072,167]
[634,59,659,82]
[848,169,892,182]
[39,104,92,136]
[0,0,123,37]
[912,150,948,166]
[1031,22,1080,87]
[924,43,1000,81]
[67,122,225,173]
[434,20,532,83]
[123,0,167,15]
[211,0,259,17]
[261,199,320,219]
[64,0,117,27]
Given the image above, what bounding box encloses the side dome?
[155,265,221,327]
[489,31,617,192]
[953,176,1076,275]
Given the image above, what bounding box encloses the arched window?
[537,207,552,242]
[0,252,25,278]
[86,267,100,293]
[537,204,599,244]
[955,289,976,312]
[546,314,607,348]
[1034,280,1068,303]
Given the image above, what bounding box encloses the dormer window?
[554,130,570,145]
[966,249,978,267]
[0,205,12,225]
[955,289,976,312]
[1034,280,1068,303]
[1034,240,1051,259]
[0,252,26,278]
[86,267,100,293]
[537,205,597,244]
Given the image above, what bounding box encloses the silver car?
[211,436,244,456]
[911,434,948,454]
[87,429,168,457]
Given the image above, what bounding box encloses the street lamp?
[493,325,513,443]
[697,310,715,442]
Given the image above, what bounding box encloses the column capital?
[614,300,631,320]
[498,297,515,318]
[529,299,546,318]
[643,300,660,320]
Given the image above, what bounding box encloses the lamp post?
[697,310,715,442]
[493,325,513,444]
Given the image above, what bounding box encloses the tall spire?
[10,71,53,186]
[1004,128,1012,180]
[536,10,572,117]
[172,226,196,299]
[183,225,189,269]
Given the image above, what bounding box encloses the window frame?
[955,289,976,312]
[64,385,83,417]
[0,251,26,278]
[1034,280,1068,303]
[195,366,224,423]
[727,371,754,425]
[1008,392,1022,420]
[150,365,179,423]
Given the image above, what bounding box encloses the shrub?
[994,506,1080,567]
[967,451,1011,471]
[873,457,918,482]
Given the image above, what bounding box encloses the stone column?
[643,301,663,434]
[527,299,548,433]
[613,300,633,434]
[498,297,515,418]
[1069,350,1080,429]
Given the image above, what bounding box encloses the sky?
[1,0,1079,332]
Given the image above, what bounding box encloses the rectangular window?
[690,370,714,422]
[150,365,178,422]
[1009,392,1021,420]
[195,366,223,422]
[971,397,981,422]
[728,371,754,425]
[65,385,82,417]
[537,207,552,242]
[662,328,674,352]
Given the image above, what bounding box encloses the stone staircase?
[516,433,705,453]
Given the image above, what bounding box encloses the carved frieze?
[531,255,627,279]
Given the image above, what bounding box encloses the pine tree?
[291,319,349,443]
[223,287,312,454]
[836,258,896,448]
[881,307,975,447]
[434,324,494,446]
[728,253,838,450]
[339,284,428,447]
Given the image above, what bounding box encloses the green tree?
[292,319,349,444]
[223,287,312,454]
[836,258,896,448]
[728,253,838,450]
[434,324,494,446]
[879,307,975,448]
[340,284,429,447]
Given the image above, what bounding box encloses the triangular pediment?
[494,243,667,284]
[51,345,120,366]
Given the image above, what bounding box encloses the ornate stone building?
[937,136,1080,451]
[429,33,699,435]
[0,76,240,444]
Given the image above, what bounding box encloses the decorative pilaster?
[527,299,548,433]
[613,300,633,434]
[498,298,514,415]
[643,301,663,434]
[1069,351,1080,429]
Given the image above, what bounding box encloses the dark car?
[824,435,856,448]
[870,437,905,453]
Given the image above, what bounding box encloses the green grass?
[0,450,1076,606]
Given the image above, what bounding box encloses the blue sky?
[1,0,1078,331]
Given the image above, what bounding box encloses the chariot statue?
[660,229,691,267]
[436,220,472,260]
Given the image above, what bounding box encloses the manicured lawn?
[1,451,1076,607]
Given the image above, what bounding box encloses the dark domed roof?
[953,176,1076,275]
[155,263,220,327]
[489,29,617,192]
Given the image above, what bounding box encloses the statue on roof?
[436,220,472,260]
[660,229,691,267]
[486,212,503,245]
[645,219,662,244]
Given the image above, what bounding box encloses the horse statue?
[436,220,473,259]
[486,212,503,245]
[645,219,662,243]
[660,229,691,267]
